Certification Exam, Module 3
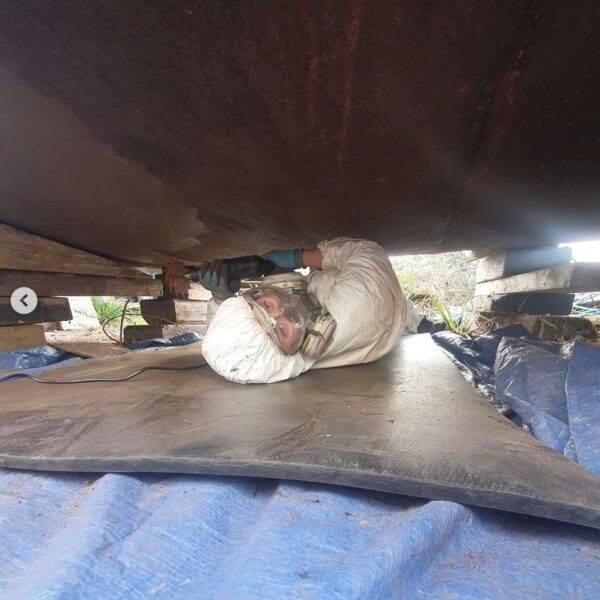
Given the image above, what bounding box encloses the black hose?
[0,364,207,385]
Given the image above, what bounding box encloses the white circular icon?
[10,287,38,315]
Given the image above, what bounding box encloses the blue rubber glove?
[261,249,303,270]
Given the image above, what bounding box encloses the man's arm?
[193,247,324,304]
[262,248,323,270]
[301,248,322,270]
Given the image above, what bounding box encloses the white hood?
[202,296,313,384]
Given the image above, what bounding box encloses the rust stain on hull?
[0,1,598,263]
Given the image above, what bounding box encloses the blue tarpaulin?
[0,345,77,371]
[0,472,598,598]
[0,332,599,597]
[434,327,600,476]
[566,342,600,475]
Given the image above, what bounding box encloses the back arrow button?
[10,287,38,315]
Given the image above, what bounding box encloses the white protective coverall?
[202,238,421,384]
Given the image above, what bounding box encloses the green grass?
[429,295,460,333]
[91,296,125,325]
[91,297,146,343]
[396,270,418,299]
[392,253,476,336]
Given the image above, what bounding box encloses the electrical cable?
[0,363,207,385]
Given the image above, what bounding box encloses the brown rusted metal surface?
[0,1,598,264]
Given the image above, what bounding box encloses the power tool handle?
[224,255,276,280]
[185,255,277,285]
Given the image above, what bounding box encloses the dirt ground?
[46,328,114,346]
[45,326,128,357]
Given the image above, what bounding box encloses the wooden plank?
[0,324,46,351]
[475,263,600,296]
[188,283,213,301]
[0,270,161,297]
[0,297,72,326]
[0,222,149,277]
[123,323,207,344]
[466,248,503,262]
[476,247,572,283]
[470,293,574,315]
[140,298,208,325]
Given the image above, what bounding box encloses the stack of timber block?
[0,297,72,351]
[0,222,161,352]
[471,246,600,340]
[124,298,208,344]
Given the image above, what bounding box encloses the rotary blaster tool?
[185,255,280,299]
[187,255,277,282]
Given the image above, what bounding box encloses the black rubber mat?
[1,335,600,528]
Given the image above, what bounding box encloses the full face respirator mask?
[242,274,336,359]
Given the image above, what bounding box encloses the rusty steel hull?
[0,1,599,264]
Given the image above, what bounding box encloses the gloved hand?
[261,249,303,270]
[197,260,235,301]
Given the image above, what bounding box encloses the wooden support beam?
[475,263,600,296]
[140,298,207,325]
[470,293,574,315]
[466,248,504,262]
[0,324,46,351]
[0,297,72,326]
[0,222,149,277]
[123,323,207,344]
[476,247,572,283]
[0,270,161,297]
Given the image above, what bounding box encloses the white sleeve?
[310,238,409,368]
[317,237,390,274]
